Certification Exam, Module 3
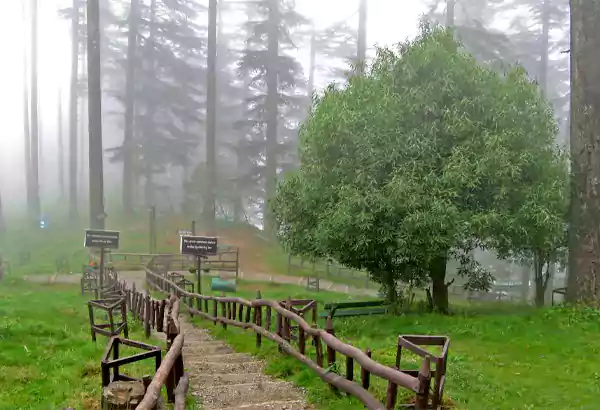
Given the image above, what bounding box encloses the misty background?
[0,0,572,300]
[0,0,426,212]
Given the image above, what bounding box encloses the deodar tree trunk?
[263,0,279,234]
[122,0,139,216]
[204,0,217,235]
[30,0,41,224]
[567,0,600,304]
[68,0,79,220]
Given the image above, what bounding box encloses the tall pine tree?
[236,0,308,229]
[108,0,208,208]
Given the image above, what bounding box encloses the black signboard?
[84,229,120,249]
[180,236,218,256]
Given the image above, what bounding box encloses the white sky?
[0,0,426,205]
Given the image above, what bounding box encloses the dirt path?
[179,318,307,409]
[173,270,380,298]
[25,269,380,298]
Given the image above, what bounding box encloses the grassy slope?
[0,213,185,277]
[0,279,165,410]
[205,302,600,410]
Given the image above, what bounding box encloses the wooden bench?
[319,300,387,318]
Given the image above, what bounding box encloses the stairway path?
[180,316,308,409]
[25,271,310,409]
[122,272,310,409]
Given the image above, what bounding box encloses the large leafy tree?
[272,23,566,313]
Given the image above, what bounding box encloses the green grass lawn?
[0,278,166,410]
[263,246,380,290]
[6,217,597,408]
[199,301,600,410]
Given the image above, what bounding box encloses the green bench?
[319,300,388,318]
[211,277,237,293]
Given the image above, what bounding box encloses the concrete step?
[187,342,235,355]
[191,372,267,387]
[196,353,255,364]
[196,381,304,409]
[185,359,264,375]
[216,400,309,410]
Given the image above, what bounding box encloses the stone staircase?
[180,318,309,409]
[107,271,309,409]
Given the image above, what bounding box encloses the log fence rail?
[84,275,189,409]
[143,258,443,410]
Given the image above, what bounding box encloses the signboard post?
[149,206,157,254]
[84,229,120,296]
[179,235,217,295]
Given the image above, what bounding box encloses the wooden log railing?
[97,249,240,276]
[143,264,434,410]
[110,282,189,408]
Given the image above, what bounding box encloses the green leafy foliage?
[272,23,567,312]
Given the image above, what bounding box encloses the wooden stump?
[101,381,146,410]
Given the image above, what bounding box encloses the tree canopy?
[271,23,567,313]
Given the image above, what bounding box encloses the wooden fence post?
[157,300,166,332]
[325,317,336,367]
[237,303,243,322]
[144,295,151,338]
[415,356,431,410]
[220,293,227,329]
[361,348,372,390]
[385,366,399,409]
[276,311,283,353]
[314,335,323,367]
[346,354,354,381]
[121,298,129,339]
[212,299,218,324]
[255,291,262,348]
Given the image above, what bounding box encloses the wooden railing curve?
[143,259,436,410]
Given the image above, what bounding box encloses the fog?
[0,0,426,213]
[0,0,573,299]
